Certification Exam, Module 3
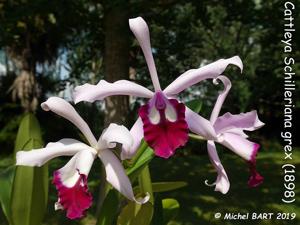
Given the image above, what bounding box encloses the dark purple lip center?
[154,92,167,110]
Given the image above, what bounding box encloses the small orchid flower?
[16,97,149,219]
[73,17,243,159]
[202,76,264,194]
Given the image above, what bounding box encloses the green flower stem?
[188,133,205,141]
[138,165,154,204]
[96,164,110,218]
[126,140,148,167]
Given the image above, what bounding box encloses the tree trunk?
[95,1,130,217]
[103,0,129,126]
[8,46,39,113]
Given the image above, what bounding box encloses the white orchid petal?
[164,56,243,96]
[225,128,249,138]
[41,97,97,147]
[99,149,149,204]
[57,149,95,187]
[129,17,161,91]
[73,80,153,104]
[210,76,232,124]
[121,118,144,160]
[206,141,230,194]
[185,107,217,140]
[98,123,133,152]
[16,138,90,167]
[214,110,265,134]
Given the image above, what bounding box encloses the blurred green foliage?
[10,114,48,225]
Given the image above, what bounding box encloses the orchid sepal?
[73,80,154,104]
[164,56,243,96]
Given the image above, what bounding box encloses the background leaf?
[151,194,163,225]
[152,181,187,193]
[0,166,15,224]
[162,198,180,224]
[118,164,154,225]
[117,202,153,225]
[10,114,48,225]
[96,189,119,225]
[134,181,187,194]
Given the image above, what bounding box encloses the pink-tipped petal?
[206,141,230,194]
[98,149,149,204]
[16,139,90,167]
[210,76,232,124]
[121,118,144,160]
[219,134,264,187]
[250,143,260,164]
[53,150,95,219]
[98,123,133,152]
[185,107,217,140]
[220,132,258,161]
[138,94,188,158]
[214,111,265,135]
[41,97,97,147]
[73,80,153,104]
[129,17,161,91]
[248,143,264,187]
[164,56,243,96]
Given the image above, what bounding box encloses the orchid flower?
[16,97,149,219]
[202,76,264,194]
[73,17,243,159]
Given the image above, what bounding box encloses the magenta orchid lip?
[139,93,188,158]
[53,170,92,219]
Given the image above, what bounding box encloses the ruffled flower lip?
[139,92,188,158]
[53,170,93,220]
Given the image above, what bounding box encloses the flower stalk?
[188,133,205,141]
[139,165,154,204]
[95,164,110,218]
